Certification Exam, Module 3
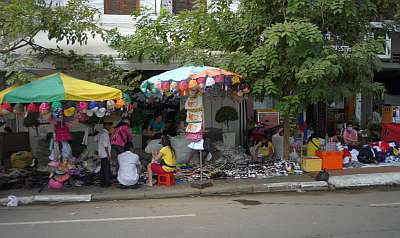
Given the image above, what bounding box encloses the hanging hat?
[161,81,171,92]
[86,109,94,117]
[170,81,178,90]
[52,108,63,121]
[88,101,98,112]
[39,102,51,113]
[95,107,106,118]
[188,79,198,90]
[206,77,215,87]
[64,101,76,117]
[224,76,232,87]
[106,100,116,110]
[155,81,162,90]
[115,98,125,109]
[2,103,13,115]
[215,75,224,83]
[64,107,76,117]
[232,75,240,85]
[179,80,189,92]
[197,77,206,88]
[27,103,39,113]
[78,102,88,112]
[51,101,62,112]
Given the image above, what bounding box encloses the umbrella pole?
[191,95,212,189]
[200,150,203,184]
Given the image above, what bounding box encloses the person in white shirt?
[372,105,381,124]
[98,120,113,187]
[117,142,141,188]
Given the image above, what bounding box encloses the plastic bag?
[7,195,18,207]
[316,170,330,182]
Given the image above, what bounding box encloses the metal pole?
[199,150,203,183]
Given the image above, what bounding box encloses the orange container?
[382,106,393,124]
[316,151,344,170]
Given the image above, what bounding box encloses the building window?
[172,0,192,14]
[104,0,140,15]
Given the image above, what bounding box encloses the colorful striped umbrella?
[140,66,241,95]
[0,83,22,103]
[3,73,123,103]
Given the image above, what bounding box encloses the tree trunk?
[0,71,5,90]
[283,114,290,161]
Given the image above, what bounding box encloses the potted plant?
[215,106,238,146]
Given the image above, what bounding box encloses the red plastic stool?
[157,173,175,187]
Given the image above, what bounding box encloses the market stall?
[140,66,250,187]
[0,72,133,189]
[381,105,400,142]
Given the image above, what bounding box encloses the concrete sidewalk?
[3,169,400,206]
[0,174,329,205]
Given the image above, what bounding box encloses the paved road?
[1,190,400,238]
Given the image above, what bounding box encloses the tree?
[215,106,238,131]
[110,0,391,159]
[49,52,142,92]
[0,0,104,83]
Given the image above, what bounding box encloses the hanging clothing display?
[185,94,203,143]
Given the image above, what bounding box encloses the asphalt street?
[1,190,400,238]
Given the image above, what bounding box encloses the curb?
[328,172,400,189]
[0,181,329,206]
[0,195,91,206]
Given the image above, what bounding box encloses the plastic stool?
[157,173,175,187]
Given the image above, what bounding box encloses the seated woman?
[254,137,274,162]
[147,113,165,139]
[307,133,321,156]
[147,135,176,186]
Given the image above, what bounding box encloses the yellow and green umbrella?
[0,83,21,103]
[3,73,123,103]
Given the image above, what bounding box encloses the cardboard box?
[302,156,322,172]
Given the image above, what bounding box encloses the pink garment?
[54,123,72,142]
[343,129,358,143]
[111,124,133,147]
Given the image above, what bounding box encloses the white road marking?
[0,214,196,226]
[369,203,400,207]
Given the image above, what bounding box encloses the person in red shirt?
[343,122,358,145]
[111,119,133,157]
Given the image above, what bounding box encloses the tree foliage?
[112,0,389,111]
[0,0,102,53]
[0,0,104,83]
[110,0,397,158]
